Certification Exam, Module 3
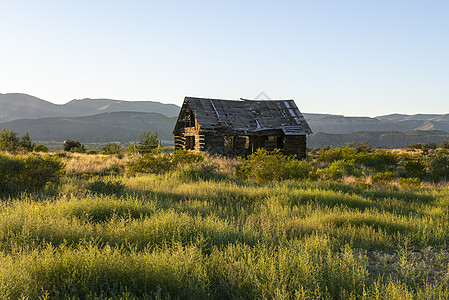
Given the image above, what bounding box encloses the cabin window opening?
[187,110,195,127]
[185,136,195,150]
[244,136,250,149]
[224,135,234,149]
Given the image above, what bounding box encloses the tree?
[134,131,160,155]
[64,140,85,153]
[33,144,49,152]
[0,128,19,152]
[101,143,123,155]
[19,132,35,152]
[441,140,449,149]
[428,154,449,182]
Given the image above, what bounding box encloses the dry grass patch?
[61,152,127,176]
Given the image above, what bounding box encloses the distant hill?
[304,113,449,134]
[304,112,449,148]
[0,111,177,144]
[0,93,180,122]
[0,93,62,122]
[308,130,449,148]
[63,98,180,118]
[1,93,449,148]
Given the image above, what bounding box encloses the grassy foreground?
[1,156,449,298]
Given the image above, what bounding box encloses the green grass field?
[1,171,449,299]
[1,145,449,299]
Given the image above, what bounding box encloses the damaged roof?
[174,97,312,135]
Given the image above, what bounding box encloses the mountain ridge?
[0,93,180,123]
[0,111,176,144]
[2,93,449,147]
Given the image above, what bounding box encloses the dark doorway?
[186,136,195,150]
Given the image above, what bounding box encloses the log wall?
[283,135,307,159]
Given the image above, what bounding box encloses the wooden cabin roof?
[174,97,312,136]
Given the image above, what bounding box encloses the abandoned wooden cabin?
[173,97,313,158]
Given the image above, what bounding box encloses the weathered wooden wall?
[176,128,307,159]
[283,135,307,159]
[234,136,246,154]
[203,133,224,152]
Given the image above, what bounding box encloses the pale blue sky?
[1,1,448,116]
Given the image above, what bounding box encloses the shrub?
[175,162,226,182]
[354,177,371,189]
[0,154,65,192]
[0,154,24,191]
[425,143,438,150]
[399,178,421,189]
[87,150,98,155]
[236,149,316,182]
[236,149,288,182]
[317,146,359,163]
[33,144,49,152]
[362,150,399,172]
[19,132,34,152]
[86,178,125,195]
[322,160,361,180]
[21,155,65,189]
[372,171,395,185]
[0,128,19,152]
[356,142,372,152]
[132,131,160,155]
[441,140,449,149]
[404,160,426,179]
[128,153,174,174]
[427,154,449,183]
[408,143,425,150]
[172,149,204,166]
[285,159,319,180]
[101,143,123,155]
[64,140,85,153]
[127,150,205,175]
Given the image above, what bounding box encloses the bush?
[86,178,125,195]
[399,178,421,189]
[427,154,449,183]
[408,143,425,150]
[322,160,361,180]
[404,160,426,179]
[101,143,123,155]
[317,146,358,163]
[128,153,173,174]
[33,144,49,152]
[0,154,24,191]
[362,150,399,172]
[425,143,438,150]
[131,131,160,155]
[19,132,34,152]
[0,128,19,152]
[175,163,226,182]
[21,155,65,189]
[64,140,85,153]
[0,154,65,192]
[285,159,319,180]
[236,149,287,182]
[236,149,316,182]
[372,171,395,185]
[127,149,205,175]
[441,140,449,149]
[172,149,204,166]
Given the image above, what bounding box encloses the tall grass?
[1,155,449,298]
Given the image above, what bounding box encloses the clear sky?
[1,0,448,116]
